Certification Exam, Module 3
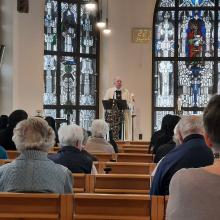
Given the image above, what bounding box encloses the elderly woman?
[0,117,73,193]
[49,124,97,174]
[85,119,115,154]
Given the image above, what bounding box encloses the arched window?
[152,0,219,130]
[44,0,99,130]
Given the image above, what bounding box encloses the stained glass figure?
[178,10,214,57]
[158,0,175,7]
[153,0,217,131]
[80,4,97,54]
[60,57,76,105]
[61,2,77,52]
[80,58,96,106]
[155,11,175,57]
[154,61,174,107]
[178,61,213,107]
[179,0,214,7]
[80,110,95,130]
[44,0,57,51]
[44,1,99,128]
[44,55,57,105]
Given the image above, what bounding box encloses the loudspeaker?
[17,0,29,13]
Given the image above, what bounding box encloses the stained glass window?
[153,0,218,131]
[44,0,99,130]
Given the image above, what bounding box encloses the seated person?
[49,124,97,174]
[85,119,115,154]
[0,115,8,131]
[45,116,59,145]
[150,115,214,195]
[152,114,180,154]
[0,145,7,159]
[166,95,220,220]
[0,117,73,193]
[0,109,28,150]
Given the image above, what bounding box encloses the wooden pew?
[119,147,149,154]
[6,150,20,159]
[91,153,117,162]
[97,161,156,175]
[72,173,90,193]
[0,193,73,220]
[73,193,154,220]
[116,153,154,163]
[89,174,151,194]
[151,196,168,220]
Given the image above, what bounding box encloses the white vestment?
[104,87,132,140]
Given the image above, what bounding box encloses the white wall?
[0,0,156,141]
[0,0,44,116]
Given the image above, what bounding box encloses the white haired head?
[178,115,204,140]
[91,119,109,138]
[58,124,84,149]
[12,117,55,152]
[113,76,122,90]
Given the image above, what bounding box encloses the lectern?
[102,99,128,140]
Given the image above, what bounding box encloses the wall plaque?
[132,28,152,43]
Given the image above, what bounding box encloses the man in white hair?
[150,115,214,195]
[85,119,115,154]
[104,76,132,140]
[49,124,97,174]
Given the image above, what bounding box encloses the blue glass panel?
[178,61,213,107]
[154,111,174,131]
[61,2,77,52]
[44,0,57,51]
[80,110,95,130]
[154,61,174,107]
[179,0,214,7]
[155,11,175,57]
[80,4,97,54]
[159,0,175,7]
[218,12,220,56]
[60,56,76,105]
[178,10,214,58]
[80,58,96,106]
[182,111,203,115]
[43,55,57,105]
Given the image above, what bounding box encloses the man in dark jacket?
[49,124,96,174]
[150,115,214,195]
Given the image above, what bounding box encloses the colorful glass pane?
[182,111,203,115]
[43,55,57,105]
[154,61,174,107]
[155,11,175,57]
[80,4,97,54]
[178,61,213,107]
[178,10,214,58]
[61,2,77,52]
[60,56,76,105]
[179,0,214,7]
[44,0,57,51]
[154,111,174,131]
[158,0,175,7]
[80,110,95,130]
[80,58,96,106]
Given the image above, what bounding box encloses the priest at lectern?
[103,76,133,140]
